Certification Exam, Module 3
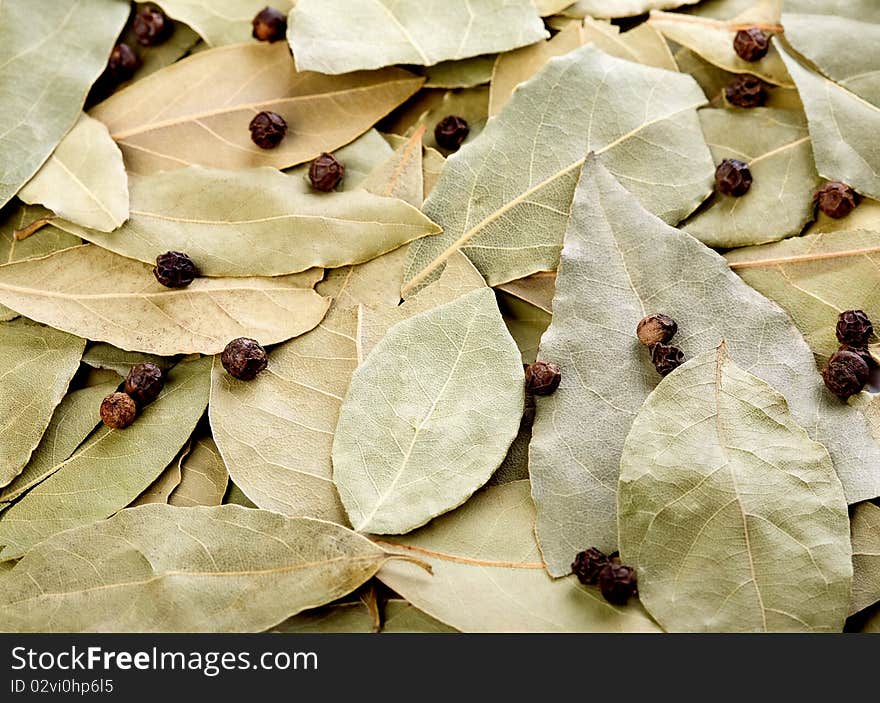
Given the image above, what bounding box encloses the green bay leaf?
[562,0,701,17]
[851,501,880,616]
[153,1,293,46]
[168,435,229,508]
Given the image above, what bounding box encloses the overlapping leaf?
[528,159,880,576]
[168,436,229,507]
[850,501,880,616]
[154,1,293,46]
[618,346,851,632]
[404,45,713,292]
[562,0,701,16]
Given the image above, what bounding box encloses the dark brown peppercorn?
[815,182,859,219]
[651,343,685,376]
[252,6,287,42]
[822,349,870,400]
[715,159,753,197]
[249,111,287,149]
[124,362,165,406]
[100,393,137,430]
[221,338,269,381]
[598,563,638,606]
[153,251,198,288]
[133,6,173,46]
[572,548,609,586]
[837,310,874,347]
[309,153,345,192]
[525,361,561,395]
[733,27,770,62]
[434,115,470,151]
[724,74,767,108]
[637,314,677,347]
[107,43,140,82]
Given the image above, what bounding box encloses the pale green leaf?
[807,197,880,236]
[273,599,456,633]
[497,290,551,365]
[0,357,210,560]
[169,436,229,508]
[129,453,185,507]
[358,129,426,208]
[495,271,555,313]
[619,345,851,632]
[403,45,714,293]
[332,288,525,534]
[424,55,496,89]
[582,18,678,70]
[83,343,174,377]
[683,108,821,247]
[0,319,84,488]
[562,0,701,17]
[153,1,293,46]
[0,504,390,632]
[378,481,662,632]
[0,245,330,356]
[529,159,880,575]
[0,0,129,209]
[851,502,880,615]
[289,0,547,74]
[533,0,576,15]
[54,167,440,277]
[90,42,423,175]
[19,114,129,232]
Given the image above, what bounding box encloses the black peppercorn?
[153,251,198,288]
[124,362,165,406]
[252,6,287,42]
[837,310,874,347]
[715,159,753,197]
[733,27,770,62]
[133,6,173,47]
[249,111,287,149]
[724,74,767,108]
[651,343,685,376]
[572,548,609,586]
[434,115,470,151]
[100,392,137,430]
[107,43,140,82]
[637,314,677,347]
[598,563,638,606]
[221,338,269,381]
[822,349,869,400]
[815,182,859,219]
[525,361,561,395]
[309,153,345,192]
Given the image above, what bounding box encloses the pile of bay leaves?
[1,0,879,634]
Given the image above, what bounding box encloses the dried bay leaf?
[424,56,497,90]
[378,481,662,632]
[358,129,426,208]
[533,0,576,15]
[0,381,117,510]
[153,1,293,46]
[618,345,852,633]
[0,504,393,632]
[807,198,880,236]
[497,291,551,365]
[317,248,408,311]
[683,108,821,247]
[529,159,880,576]
[169,436,229,508]
[0,357,210,561]
[851,502,880,616]
[562,0,701,17]
[83,343,175,377]
[0,319,85,489]
[725,229,880,365]
[117,9,201,84]
[287,130,394,195]
[0,0,130,210]
[332,288,525,534]
[19,114,129,233]
[403,45,714,293]
[90,42,423,174]
[129,443,189,507]
[495,272,555,313]
[273,598,456,633]
[225,482,257,509]
[582,18,677,71]
[0,245,330,356]
[55,167,440,277]
[289,0,547,75]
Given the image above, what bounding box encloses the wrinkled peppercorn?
[599,563,638,605]
[525,361,562,395]
[651,343,685,376]
[124,362,165,406]
[837,310,874,347]
[822,349,869,400]
[100,392,137,430]
[107,43,140,82]
[249,111,287,149]
[309,153,345,192]
[434,115,470,151]
[222,338,269,380]
[154,251,198,288]
[637,314,677,347]
[815,182,859,219]
[572,548,609,586]
[715,159,753,197]
[252,6,287,42]
[133,6,172,46]
[733,27,770,62]
[724,74,767,108]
